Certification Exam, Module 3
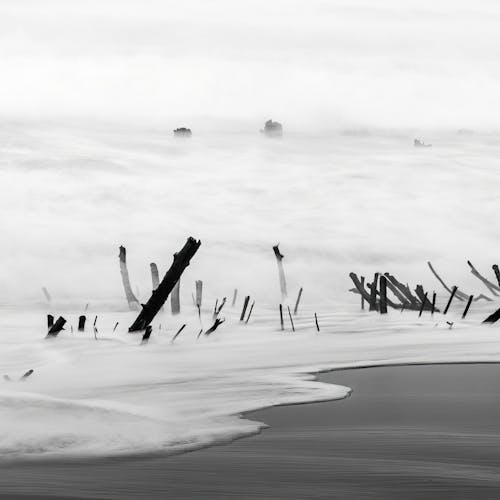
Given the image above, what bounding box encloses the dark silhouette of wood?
[349,273,374,307]
[287,306,295,332]
[20,369,34,381]
[493,265,500,287]
[141,325,152,344]
[382,276,411,307]
[129,237,201,332]
[279,304,284,330]
[427,261,467,301]
[379,276,388,314]
[431,292,436,315]
[462,295,473,319]
[47,314,54,329]
[171,324,186,343]
[231,289,238,307]
[171,279,180,315]
[42,287,51,303]
[245,301,255,323]
[483,307,500,324]
[205,318,225,336]
[467,260,500,296]
[78,315,86,332]
[369,273,379,311]
[119,246,140,311]
[293,288,303,315]
[195,280,203,308]
[443,286,457,315]
[240,296,250,321]
[360,276,365,309]
[314,313,320,332]
[415,285,439,312]
[418,293,428,318]
[273,244,287,299]
[113,322,119,332]
[150,263,160,291]
[216,297,226,316]
[384,274,420,309]
[47,316,66,337]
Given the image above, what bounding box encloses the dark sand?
[2,363,500,499]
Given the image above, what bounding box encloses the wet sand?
[2,363,500,499]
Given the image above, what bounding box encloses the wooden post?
[47,316,66,337]
[493,265,500,287]
[431,292,436,315]
[20,369,34,381]
[293,288,303,315]
[287,306,295,332]
[462,295,473,319]
[204,318,225,336]
[369,273,379,311]
[171,324,186,343]
[231,289,238,307]
[273,244,288,299]
[150,263,160,291]
[483,308,500,323]
[78,315,86,332]
[379,276,388,314]
[129,237,201,332]
[360,276,365,310]
[443,286,457,315]
[119,246,140,311]
[279,304,284,330]
[47,314,54,329]
[418,293,427,318]
[141,325,152,344]
[240,296,250,321]
[314,313,320,332]
[171,279,181,315]
[245,301,255,323]
[113,322,119,332]
[195,280,203,308]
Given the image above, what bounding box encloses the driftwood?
[293,288,303,315]
[78,315,86,332]
[129,237,201,332]
[369,273,379,311]
[360,276,365,310]
[431,292,436,314]
[443,286,458,315]
[366,282,405,310]
[427,262,467,301]
[279,304,284,330]
[171,324,186,343]
[287,306,295,332]
[467,261,500,296]
[240,296,250,321]
[47,316,66,337]
[171,280,180,315]
[385,274,420,309]
[273,244,287,299]
[205,318,225,336]
[245,301,255,323]
[119,246,140,311]
[415,285,439,312]
[314,313,320,332]
[47,314,54,329]
[418,292,428,317]
[379,276,388,314]
[462,295,473,319]
[483,307,500,324]
[493,265,500,287]
[349,273,378,311]
[150,263,160,291]
[141,326,152,344]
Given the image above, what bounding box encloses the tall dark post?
[493,265,500,287]
[279,304,284,330]
[369,273,379,311]
[293,287,303,315]
[240,296,250,321]
[431,292,436,315]
[462,295,473,319]
[78,315,86,332]
[273,244,287,299]
[47,316,66,337]
[360,276,365,310]
[443,286,457,314]
[379,275,388,314]
[129,237,201,332]
[47,314,54,329]
[418,293,428,318]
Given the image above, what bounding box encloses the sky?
[1,0,500,129]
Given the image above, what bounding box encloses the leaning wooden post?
[462,295,473,319]
[379,276,388,314]
[78,315,86,332]
[493,265,500,287]
[369,273,379,311]
[150,263,160,291]
[119,246,140,311]
[279,304,284,330]
[273,244,288,299]
[141,326,152,344]
[128,237,201,332]
[293,287,303,315]
[231,289,238,307]
[443,286,457,314]
[171,279,181,315]
[314,313,320,332]
[287,306,295,332]
[195,280,203,308]
[431,292,436,315]
[360,276,365,310]
[47,316,66,337]
[47,314,54,329]
[418,293,427,318]
[240,296,250,321]
[483,308,500,323]
[245,301,255,323]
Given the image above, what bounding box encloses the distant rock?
[414,138,431,148]
[260,119,283,138]
[174,127,192,137]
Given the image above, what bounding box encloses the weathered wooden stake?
[113,322,119,332]
[47,316,66,337]
[129,237,201,332]
[78,315,86,332]
[493,265,500,288]
[245,301,255,323]
[369,273,379,311]
[150,263,160,291]
[314,313,320,332]
[273,244,288,299]
[483,307,500,323]
[287,305,295,332]
[360,276,365,310]
[279,304,284,330]
[462,295,473,319]
[379,276,388,314]
[293,287,303,315]
[431,292,436,315]
[171,279,181,315]
[443,286,457,315]
[20,369,34,381]
[240,296,250,321]
[47,314,54,329]
[141,325,152,344]
[119,246,140,311]
[231,289,238,307]
[418,293,427,318]
[171,324,186,343]
[205,318,225,336]
[195,280,203,308]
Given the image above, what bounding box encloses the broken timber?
[467,261,500,296]
[273,244,287,299]
[47,316,66,337]
[119,246,140,311]
[128,237,201,332]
